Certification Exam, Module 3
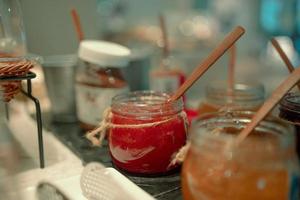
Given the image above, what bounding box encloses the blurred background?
[0,0,300,199]
[19,0,300,108]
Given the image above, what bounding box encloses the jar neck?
[205,81,265,108]
[111,91,184,119]
[190,111,296,164]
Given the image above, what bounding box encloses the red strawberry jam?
[108,91,187,175]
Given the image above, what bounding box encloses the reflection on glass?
[0,0,27,56]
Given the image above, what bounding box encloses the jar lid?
[78,40,131,68]
[280,92,300,116]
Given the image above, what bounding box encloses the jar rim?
[111,90,183,118]
[205,80,265,106]
[191,111,295,154]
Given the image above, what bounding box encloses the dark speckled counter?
[44,117,182,200]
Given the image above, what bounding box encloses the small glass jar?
[76,40,130,130]
[198,81,265,115]
[0,0,27,57]
[279,92,300,158]
[109,91,188,175]
[182,111,299,200]
[150,56,185,94]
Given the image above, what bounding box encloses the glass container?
[0,0,27,56]
[109,91,188,175]
[198,81,265,115]
[182,111,299,200]
[150,56,185,94]
[76,40,130,130]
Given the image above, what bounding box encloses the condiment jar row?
[86,87,300,199]
[74,39,300,199]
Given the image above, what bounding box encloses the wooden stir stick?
[159,14,170,59]
[235,66,300,144]
[169,26,245,102]
[271,38,294,73]
[227,44,236,99]
[227,44,236,105]
[271,38,300,90]
[71,8,84,42]
[70,8,93,69]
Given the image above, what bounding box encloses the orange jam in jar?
[109,91,188,175]
[198,81,265,115]
[182,111,299,200]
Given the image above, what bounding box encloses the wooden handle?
[71,8,84,42]
[159,14,169,58]
[271,38,294,72]
[236,66,300,144]
[271,38,300,90]
[227,44,236,97]
[169,26,245,101]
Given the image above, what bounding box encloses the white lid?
[78,40,131,68]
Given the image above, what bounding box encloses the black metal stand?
[0,71,45,168]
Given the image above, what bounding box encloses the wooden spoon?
[169,26,245,102]
[71,8,84,42]
[271,38,300,90]
[236,66,300,144]
[159,14,170,58]
[227,44,236,100]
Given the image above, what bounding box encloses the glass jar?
[150,56,185,94]
[0,0,27,56]
[182,111,299,200]
[198,81,265,115]
[279,92,300,158]
[76,40,130,130]
[109,91,188,175]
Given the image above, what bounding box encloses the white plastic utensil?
[80,162,156,200]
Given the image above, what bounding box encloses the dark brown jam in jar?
[279,92,300,158]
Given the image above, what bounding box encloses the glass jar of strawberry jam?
[109,91,188,175]
[198,81,265,115]
[279,92,300,159]
[182,111,299,200]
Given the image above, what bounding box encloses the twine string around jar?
[169,105,245,166]
[169,127,225,166]
[86,107,189,147]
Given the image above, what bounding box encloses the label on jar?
[76,83,128,126]
[289,173,299,200]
